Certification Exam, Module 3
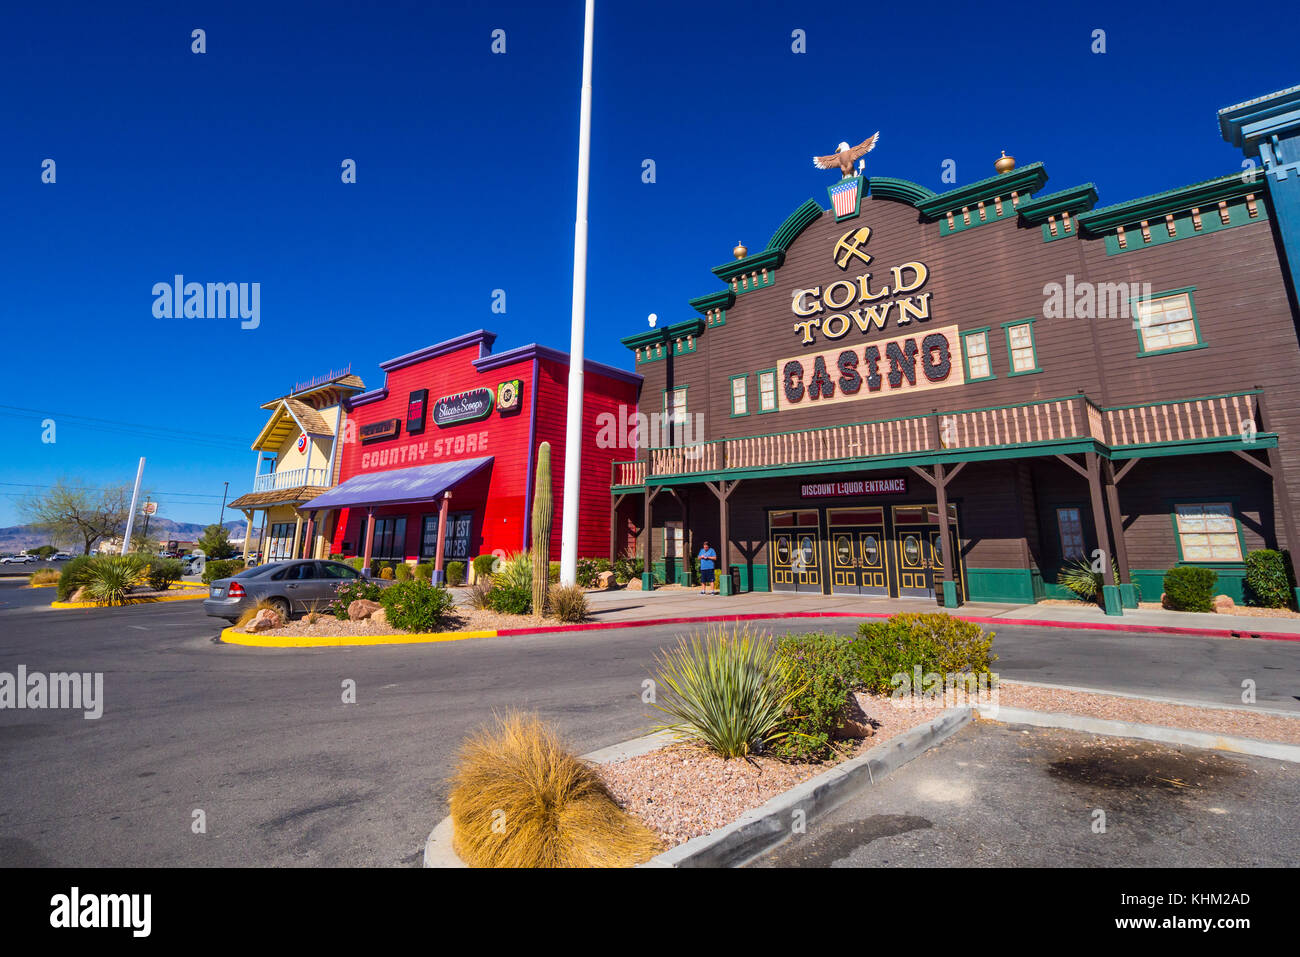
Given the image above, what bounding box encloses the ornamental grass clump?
[448,713,661,868]
[547,583,589,623]
[650,625,803,759]
[28,569,60,586]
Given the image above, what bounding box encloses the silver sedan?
[203,560,390,622]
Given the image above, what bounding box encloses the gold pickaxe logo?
[834,226,872,269]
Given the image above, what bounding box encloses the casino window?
[1002,318,1040,375]
[730,375,749,416]
[370,517,407,561]
[961,327,995,381]
[1132,287,1204,356]
[757,368,777,413]
[1056,507,1086,560]
[1174,503,1242,562]
[662,387,688,443]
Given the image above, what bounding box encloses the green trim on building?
[1167,496,1248,566]
[766,198,825,253]
[1129,285,1205,358]
[959,326,996,382]
[1102,198,1269,255]
[1077,170,1264,235]
[1016,183,1099,224]
[916,163,1048,220]
[965,567,1037,604]
[866,176,936,206]
[729,373,750,418]
[755,367,778,415]
[1001,317,1042,376]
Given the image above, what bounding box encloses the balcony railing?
[610,390,1263,486]
[252,466,330,493]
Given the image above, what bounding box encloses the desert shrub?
[494,552,533,591]
[773,633,862,760]
[201,559,245,585]
[1057,557,1102,601]
[446,561,466,586]
[346,557,364,572]
[548,561,560,584]
[81,555,144,606]
[413,562,433,582]
[575,557,600,588]
[488,582,532,616]
[379,579,457,632]
[394,562,412,582]
[329,553,344,561]
[146,557,184,591]
[28,569,61,586]
[853,613,997,696]
[613,557,643,584]
[379,566,395,580]
[449,713,661,868]
[57,555,95,600]
[329,577,384,619]
[466,579,494,610]
[472,554,498,582]
[1163,566,1218,613]
[548,584,589,623]
[650,626,801,759]
[1244,549,1295,608]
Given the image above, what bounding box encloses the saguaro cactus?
[531,441,553,616]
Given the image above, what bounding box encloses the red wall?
[328,336,640,563]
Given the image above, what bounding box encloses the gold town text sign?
[777,323,965,412]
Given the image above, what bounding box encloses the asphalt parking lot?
[752,720,1300,867]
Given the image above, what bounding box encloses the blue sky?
[1,0,1295,526]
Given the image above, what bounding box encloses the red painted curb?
[494,609,1300,642]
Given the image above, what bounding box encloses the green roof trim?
[915,162,1048,219]
[1016,184,1099,225]
[665,317,705,338]
[1077,171,1262,235]
[711,247,783,283]
[866,176,936,205]
[688,289,734,313]
[767,198,824,252]
[620,327,666,350]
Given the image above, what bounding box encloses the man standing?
[698,540,717,595]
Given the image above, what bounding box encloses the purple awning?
[300,456,493,510]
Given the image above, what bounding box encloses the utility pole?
[559,0,595,587]
[218,481,229,527]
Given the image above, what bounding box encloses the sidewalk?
[503,587,1300,639]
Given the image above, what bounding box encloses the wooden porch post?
[642,486,662,590]
[433,491,452,584]
[609,493,624,566]
[703,479,740,594]
[303,512,316,560]
[362,509,376,575]
[1085,452,1122,616]
[933,462,958,608]
[291,514,304,561]
[1102,459,1137,608]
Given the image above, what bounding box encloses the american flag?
[830,179,859,218]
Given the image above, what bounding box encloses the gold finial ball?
[995,150,1016,174]
[733,241,748,259]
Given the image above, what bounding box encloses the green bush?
[146,557,184,591]
[379,579,457,632]
[494,552,533,591]
[773,633,862,760]
[446,561,466,586]
[57,555,95,600]
[853,613,997,696]
[487,582,532,616]
[413,563,433,582]
[329,577,384,620]
[202,559,246,585]
[83,555,147,606]
[369,559,382,578]
[575,557,600,588]
[394,562,413,582]
[346,557,364,572]
[466,579,494,610]
[650,626,802,759]
[472,554,498,582]
[1163,566,1218,612]
[613,557,643,584]
[329,553,344,561]
[548,561,560,584]
[1244,549,1295,608]
[548,584,589,622]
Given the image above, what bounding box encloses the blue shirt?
[698,548,716,570]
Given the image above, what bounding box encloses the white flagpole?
[120,457,146,554]
[559,0,595,587]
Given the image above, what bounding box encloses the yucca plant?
[650,626,804,759]
[1057,556,1122,602]
[493,551,534,591]
[82,555,146,606]
[449,713,661,867]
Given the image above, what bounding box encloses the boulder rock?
[371,607,389,628]
[624,577,642,591]
[348,599,382,621]
[247,608,283,632]
[69,587,89,603]
[1213,594,1235,613]
[596,570,616,589]
[1160,592,1172,609]
[833,691,878,740]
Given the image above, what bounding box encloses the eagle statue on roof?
[813,132,880,179]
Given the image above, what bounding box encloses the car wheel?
[267,597,291,621]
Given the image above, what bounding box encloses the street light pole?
[559,0,595,587]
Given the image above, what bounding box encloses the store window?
[962,329,994,381]
[1133,289,1202,355]
[1003,320,1040,375]
[730,376,748,416]
[371,517,407,560]
[267,522,296,560]
[1174,503,1242,562]
[1056,507,1086,560]
[757,369,777,413]
[420,511,474,562]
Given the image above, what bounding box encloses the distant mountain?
[0,519,249,553]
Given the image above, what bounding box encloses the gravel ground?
[1036,597,1300,619]
[598,693,948,847]
[233,606,544,636]
[997,681,1300,744]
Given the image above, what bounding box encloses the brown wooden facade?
[611,148,1300,614]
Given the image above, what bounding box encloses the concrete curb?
[981,705,1300,762]
[219,625,497,649]
[1000,678,1300,719]
[50,589,208,609]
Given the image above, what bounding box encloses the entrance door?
[769,509,823,593]
[827,507,888,596]
[891,504,961,600]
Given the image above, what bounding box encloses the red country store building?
[301,330,641,581]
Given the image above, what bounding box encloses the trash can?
[726,566,741,595]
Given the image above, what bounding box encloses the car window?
[234,564,278,579]
[320,562,359,579]
[269,567,288,581]
[292,562,319,580]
